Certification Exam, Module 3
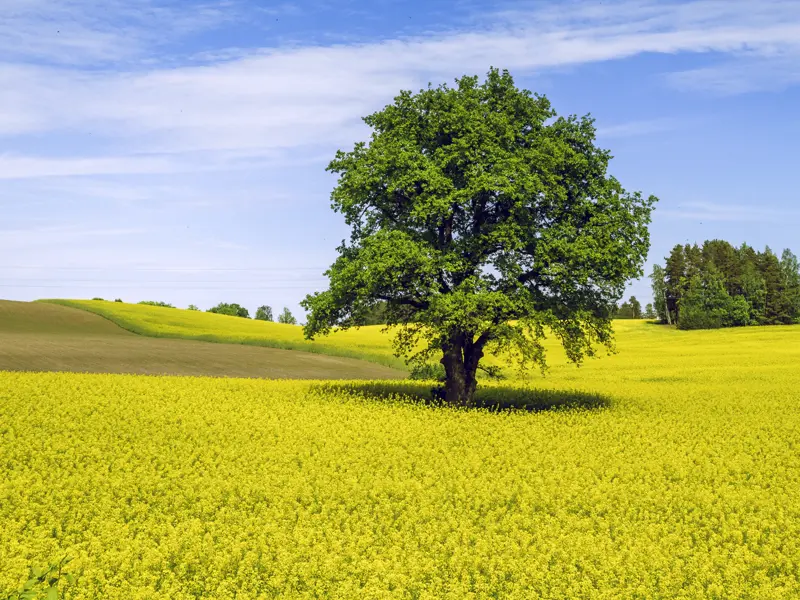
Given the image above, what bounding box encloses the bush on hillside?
[138,301,175,308]
[207,303,250,318]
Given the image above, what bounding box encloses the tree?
[255,305,274,321]
[187,304,199,311]
[740,261,766,324]
[616,300,633,319]
[643,303,656,319]
[677,266,747,330]
[664,245,686,323]
[614,296,641,319]
[277,307,297,325]
[629,296,642,319]
[302,69,656,406]
[649,264,671,324]
[702,239,741,296]
[780,249,800,322]
[758,247,793,324]
[207,303,250,318]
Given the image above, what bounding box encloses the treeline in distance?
[650,240,800,330]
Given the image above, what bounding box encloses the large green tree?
[302,69,656,405]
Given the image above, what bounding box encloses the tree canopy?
[277,307,297,325]
[302,69,656,405]
[255,305,274,321]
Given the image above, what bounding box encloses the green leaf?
[47,587,58,600]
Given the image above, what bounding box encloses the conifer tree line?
[649,240,800,330]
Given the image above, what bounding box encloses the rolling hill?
[0,300,405,380]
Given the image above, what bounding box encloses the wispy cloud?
[0,0,245,66]
[659,201,799,223]
[0,153,176,179]
[0,224,151,249]
[666,55,800,94]
[0,0,797,179]
[596,118,684,138]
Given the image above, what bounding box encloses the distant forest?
[650,240,800,330]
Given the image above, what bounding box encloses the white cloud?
[0,0,799,179]
[666,55,800,94]
[0,0,244,66]
[0,153,176,179]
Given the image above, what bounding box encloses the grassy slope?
[0,300,405,380]
[2,323,800,597]
[41,299,407,370]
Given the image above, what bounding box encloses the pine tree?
[758,247,793,324]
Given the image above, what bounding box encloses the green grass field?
[0,300,404,380]
[2,302,800,598]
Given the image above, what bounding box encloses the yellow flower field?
[2,321,800,598]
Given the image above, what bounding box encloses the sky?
[2,0,799,318]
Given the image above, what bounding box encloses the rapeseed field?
[2,321,800,598]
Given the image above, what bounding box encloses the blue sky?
[2,0,799,317]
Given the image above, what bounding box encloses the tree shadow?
[310,381,612,413]
[643,319,673,327]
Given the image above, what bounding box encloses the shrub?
[409,363,446,381]
[207,303,250,318]
[138,301,175,308]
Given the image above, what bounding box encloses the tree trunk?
[440,333,485,407]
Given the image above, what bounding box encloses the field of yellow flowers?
[2,319,800,598]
